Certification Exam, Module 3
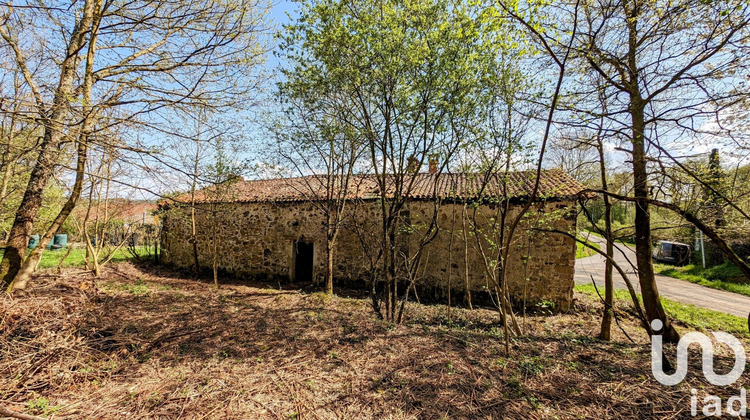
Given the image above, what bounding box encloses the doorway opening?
[293,240,314,283]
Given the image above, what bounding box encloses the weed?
[27,397,58,416]
[519,357,545,376]
[534,300,555,314]
[526,394,541,409]
[310,292,331,306]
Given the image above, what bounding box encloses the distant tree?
[548,135,600,187]
[702,149,727,229]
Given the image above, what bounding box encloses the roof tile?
[171,170,589,205]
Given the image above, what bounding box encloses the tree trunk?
[0,128,62,286]
[326,238,334,295]
[597,132,614,341]
[0,151,13,210]
[0,0,96,288]
[190,127,201,276]
[462,205,472,309]
[191,206,200,276]
[213,261,218,289]
[631,101,679,343]
[212,204,219,289]
[6,136,89,291]
[389,224,398,322]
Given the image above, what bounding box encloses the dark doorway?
[294,240,314,283]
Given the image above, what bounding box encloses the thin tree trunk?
[212,204,219,289]
[0,151,13,210]
[597,137,614,341]
[326,237,334,295]
[190,116,202,276]
[462,204,472,309]
[191,208,199,275]
[389,225,398,322]
[0,81,22,213]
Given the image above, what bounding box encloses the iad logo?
[650,319,747,417]
[650,319,745,386]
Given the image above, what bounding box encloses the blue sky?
[124,0,747,199]
[269,0,298,27]
[267,0,299,65]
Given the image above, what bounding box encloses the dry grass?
[1,262,747,419]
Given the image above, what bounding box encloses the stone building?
[160,170,587,310]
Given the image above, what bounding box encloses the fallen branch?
[143,328,206,352]
[0,406,49,420]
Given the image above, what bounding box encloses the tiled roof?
[167,170,588,205]
[74,200,157,223]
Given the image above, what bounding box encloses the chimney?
[428,154,439,174]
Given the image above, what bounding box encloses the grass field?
[0,246,154,270]
[654,261,750,298]
[575,283,749,335]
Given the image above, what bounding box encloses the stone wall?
[161,199,577,310]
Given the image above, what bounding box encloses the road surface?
[574,235,750,319]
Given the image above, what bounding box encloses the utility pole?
[699,230,706,269]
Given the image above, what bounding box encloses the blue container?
[28,234,40,249]
[53,234,68,247]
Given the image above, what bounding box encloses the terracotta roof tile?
[168,169,589,205]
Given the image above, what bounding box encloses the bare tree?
[271,96,366,295]
[557,0,750,342]
[0,0,270,291]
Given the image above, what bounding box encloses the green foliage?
[533,299,555,314]
[121,278,150,296]
[0,177,68,240]
[27,396,59,416]
[519,356,545,376]
[582,200,630,227]
[278,0,528,168]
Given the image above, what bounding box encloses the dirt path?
[574,235,750,319]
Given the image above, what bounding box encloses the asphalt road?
[574,235,750,319]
